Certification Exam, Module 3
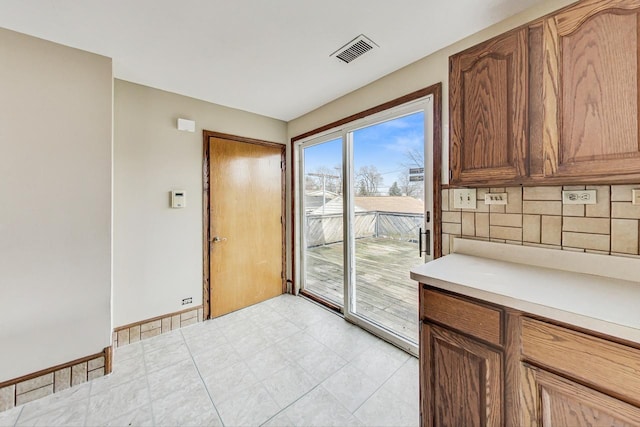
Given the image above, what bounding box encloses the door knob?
[211,236,227,243]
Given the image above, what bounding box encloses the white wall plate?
[453,188,477,209]
[562,190,596,205]
[484,193,507,205]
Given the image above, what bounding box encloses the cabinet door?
[421,322,502,427]
[523,364,640,426]
[543,0,640,180]
[450,28,528,185]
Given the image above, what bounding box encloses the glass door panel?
[349,111,425,343]
[301,138,344,308]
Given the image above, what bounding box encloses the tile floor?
[0,294,419,427]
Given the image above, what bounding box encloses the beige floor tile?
[3,295,419,427]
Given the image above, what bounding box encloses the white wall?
[113,80,287,327]
[0,28,112,382]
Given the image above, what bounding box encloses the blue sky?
[303,111,424,191]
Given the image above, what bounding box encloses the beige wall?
[113,80,286,327]
[287,0,576,183]
[0,28,113,382]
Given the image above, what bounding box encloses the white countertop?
[411,239,640,343]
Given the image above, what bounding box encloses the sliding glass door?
[349,111,426,344]
[297,98,433,353]
[300,136,344,308]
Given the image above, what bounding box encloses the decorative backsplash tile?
[0,351,108,411]
[441,185,640,258]
[112,306,203,348]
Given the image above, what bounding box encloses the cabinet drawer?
[422,288,503,346]
[521,317,640,406]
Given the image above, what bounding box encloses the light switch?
[453,188,477,209]
[484,193,508,205]
[171,190,186,208]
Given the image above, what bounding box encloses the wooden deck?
[304,237,422,342]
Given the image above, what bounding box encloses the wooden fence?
[305,212,423,248]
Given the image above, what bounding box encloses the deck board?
[304,237,422,342]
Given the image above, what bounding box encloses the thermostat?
[171,190,186,208]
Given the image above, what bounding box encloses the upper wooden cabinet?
[450,0,640,186]
[449,28,528,185]
[542,0,640,180]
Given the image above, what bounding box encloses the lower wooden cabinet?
[421,323,502,427]
[419,285,640,427]
[522,364,640,427]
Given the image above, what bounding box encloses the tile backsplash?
[442,185,640,258]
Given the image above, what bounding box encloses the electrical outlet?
[484,193,508,205]
[562,190,596,205]
[633,189,640,205]
[182,297,192,305]
[453,188,477,209]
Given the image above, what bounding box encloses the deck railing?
[305,211,423,248]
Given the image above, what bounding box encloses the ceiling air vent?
[330,34,378,64]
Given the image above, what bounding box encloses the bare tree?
[399,148,424,199]
[306,165,342,194]
[356,165,383,196]
[404,149,424,167]
[398,173,420,197]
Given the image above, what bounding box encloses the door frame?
[290,83,443,294]
[202,130,286,320]
[290,84,442,350]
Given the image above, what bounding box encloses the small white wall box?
[177,118,196,132]
[171,190,186,208]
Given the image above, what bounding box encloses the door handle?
[418,228,430,257]
[211,236,227,243]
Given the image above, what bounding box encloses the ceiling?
[0,0,541,121]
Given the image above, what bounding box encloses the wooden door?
[207,135,284,318]
[543,0,640,179]
[421,322,503,427]
[523,364,640,426]
[449,27,528,185]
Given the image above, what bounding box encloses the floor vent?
[331,34,378,64]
